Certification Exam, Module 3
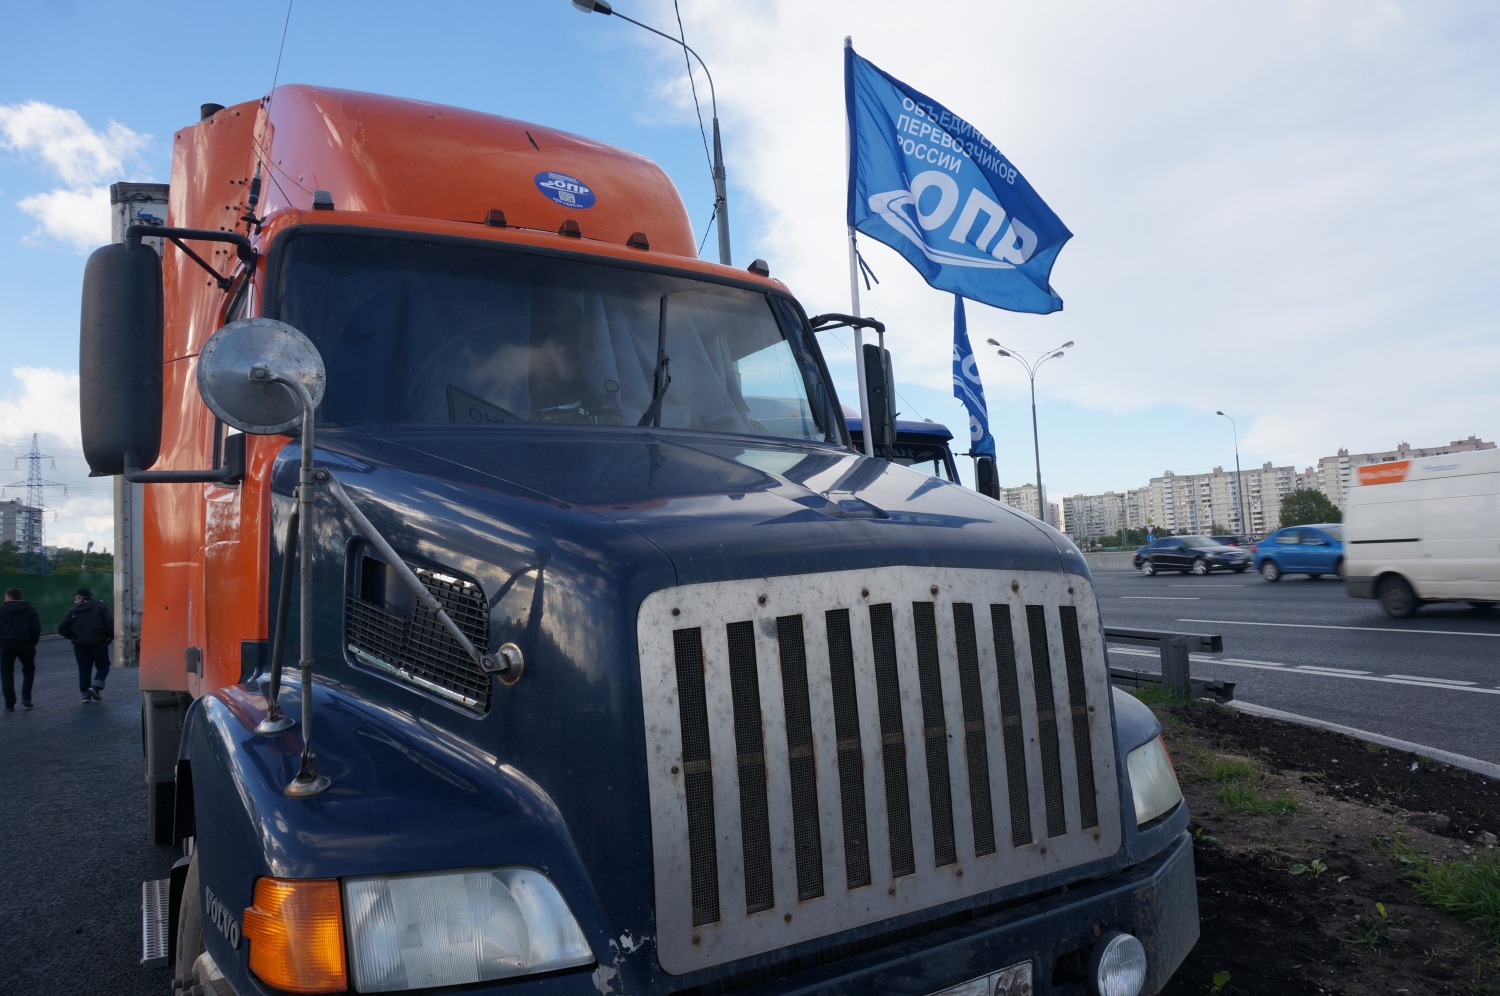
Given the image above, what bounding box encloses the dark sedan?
[1134,535,1252,575]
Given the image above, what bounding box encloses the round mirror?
[197,318,327,434]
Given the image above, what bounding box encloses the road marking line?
[1109,647,1285,668]
[1120,596,1201,600]
[1205,662,1499,694]
[1169,584,1250,587]
[1180,618,1500,638]
[1106,648,1496,694]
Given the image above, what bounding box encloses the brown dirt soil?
[1150,700,1500,996]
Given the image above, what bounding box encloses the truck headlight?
[1090,931,1147,996]
[1126,736,1182,826]
[343,867,593,992]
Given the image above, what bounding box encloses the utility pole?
[986,338,1075,526]
[3,434,68,574]
[1215,412,1251,538]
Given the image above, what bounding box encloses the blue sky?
[2,1,1498,547]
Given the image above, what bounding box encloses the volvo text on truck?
[79,85,1197,996]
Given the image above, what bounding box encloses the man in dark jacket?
[0,587,42,712]
[57,587,113,704]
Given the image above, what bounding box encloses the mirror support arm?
[318,475,504,679]
[255,501,297,736]
[123,462,242,484]
[808,313,886,336]
[126,225,256,293]
[256,368,330,798]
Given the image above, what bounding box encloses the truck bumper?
[1346,576,1377,599]
[193,833,1198,996]
[742,829,1199,996]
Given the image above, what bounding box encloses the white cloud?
[17,185,110,252]
[0,100,149,252]
[655,1,1500,480]
[0,101,147,187]
[0,368,109,552]
[0,367,81,450]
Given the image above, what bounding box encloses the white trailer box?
[108,182,169,666]
[1345,447,1500,616]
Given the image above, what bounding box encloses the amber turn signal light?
[242,877,347,993]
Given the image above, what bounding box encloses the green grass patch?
[1207,758,1258,783]
[1387,838,1500,948]
[1128,684,1191,706]
[1216,781,1300,815]
[1205,754,1300,815]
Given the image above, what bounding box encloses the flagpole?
[845,36,874,457]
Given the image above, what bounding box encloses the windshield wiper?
[638,293,671,427]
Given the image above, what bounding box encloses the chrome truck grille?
[639,567,1120,975]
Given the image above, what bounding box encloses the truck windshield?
[269,230,832,440]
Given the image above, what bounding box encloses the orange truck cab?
[79,85,1197,996]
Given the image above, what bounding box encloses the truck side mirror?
[198,318,327,434]
[861,342,896,457]
[974,456,1001,500]
[79,240,164,476]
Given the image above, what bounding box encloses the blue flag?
[846,44,1071,314]
[951,296,995,458]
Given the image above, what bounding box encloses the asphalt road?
[1091,565,1500,765]
[0,638,176,996]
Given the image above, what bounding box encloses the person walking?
[0,587,42,712]
[57,587,113,704]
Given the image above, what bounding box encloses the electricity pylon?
[3,434,67,573]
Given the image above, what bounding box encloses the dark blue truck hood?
[323,423,1084,583]
[242,424,1105,994]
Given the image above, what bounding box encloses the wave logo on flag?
[846,44,1071,315]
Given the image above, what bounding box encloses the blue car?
[1253,523,1345,581]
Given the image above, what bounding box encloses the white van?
[1345,447,1500,617]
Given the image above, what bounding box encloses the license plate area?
[930,960,1033,996]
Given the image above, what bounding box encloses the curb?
[1228,700,1500,781]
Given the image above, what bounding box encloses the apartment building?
[0,499,38,548]
[1316,436,1494,509]
[997,484,1061,528]
[1147,462,1312,538]
[1062,488,1150,543]
[1055,435,1495,542]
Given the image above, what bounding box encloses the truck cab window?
[268,231,834,442]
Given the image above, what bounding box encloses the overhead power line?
[2,434,69,573]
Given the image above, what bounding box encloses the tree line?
[0,540,115,575]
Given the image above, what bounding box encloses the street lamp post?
[571,0,731,265]
[1215,411,1251,537]
[986,338,1074,525]
[80,540,93,570]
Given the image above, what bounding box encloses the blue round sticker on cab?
[535,172,595,209]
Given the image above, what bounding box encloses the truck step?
[142,877,170,968]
